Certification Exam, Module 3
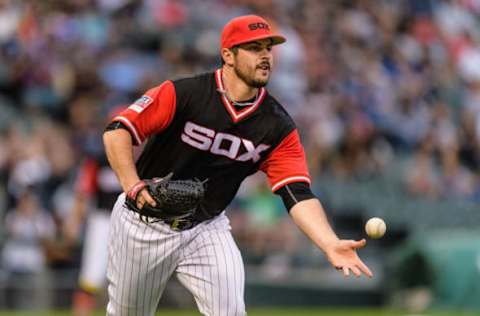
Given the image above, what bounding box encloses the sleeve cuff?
[112,116,143,145]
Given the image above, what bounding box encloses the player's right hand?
[127,180,157,209]
[136,189,157,209]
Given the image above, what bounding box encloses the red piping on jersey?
[271,176,311,192]
[260,129,311,192]
[111,80,177,146]
[215,69,266,123]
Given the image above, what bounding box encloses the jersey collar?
[215,69,266,123]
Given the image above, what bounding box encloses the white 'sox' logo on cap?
[181,121,270,163]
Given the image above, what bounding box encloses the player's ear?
[221,48,235,67]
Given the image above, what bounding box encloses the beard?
[234,63,269,88]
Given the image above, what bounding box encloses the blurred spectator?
[64,107,124,316]
[404,132,440,198]
[1,187,56,310]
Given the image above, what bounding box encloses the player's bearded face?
[233,40,273,88]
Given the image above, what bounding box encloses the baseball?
[365,217,386,239]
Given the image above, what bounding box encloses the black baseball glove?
[125,173,206,222]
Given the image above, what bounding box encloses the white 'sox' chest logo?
[181,121,270,163]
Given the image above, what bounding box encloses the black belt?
[125,203,210,231]
[163,217,199,231]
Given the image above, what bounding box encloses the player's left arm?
[260,129,372,278]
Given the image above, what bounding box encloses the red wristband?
[127,180,146,201]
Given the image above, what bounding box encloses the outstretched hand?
[325,239,373,278]
[288,199,374,278]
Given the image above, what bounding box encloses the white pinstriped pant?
[106,194,246,316]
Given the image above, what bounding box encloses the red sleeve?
[75,159,98,196]
[111,80,176,145]
[260,129,311,192]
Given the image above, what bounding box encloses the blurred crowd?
[1,0,480,307]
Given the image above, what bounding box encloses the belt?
[125,203,207,231]
[163,217,199,231]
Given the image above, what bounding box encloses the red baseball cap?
[221,15,286,49]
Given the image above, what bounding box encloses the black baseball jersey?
[112,69,311,216]
[76,154,123,211]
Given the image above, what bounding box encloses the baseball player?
[64,149,123,316]
[65,107,131,316]
[103,15,373,316]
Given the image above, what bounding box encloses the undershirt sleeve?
[274,182,316,212]
[110,80,177,145]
